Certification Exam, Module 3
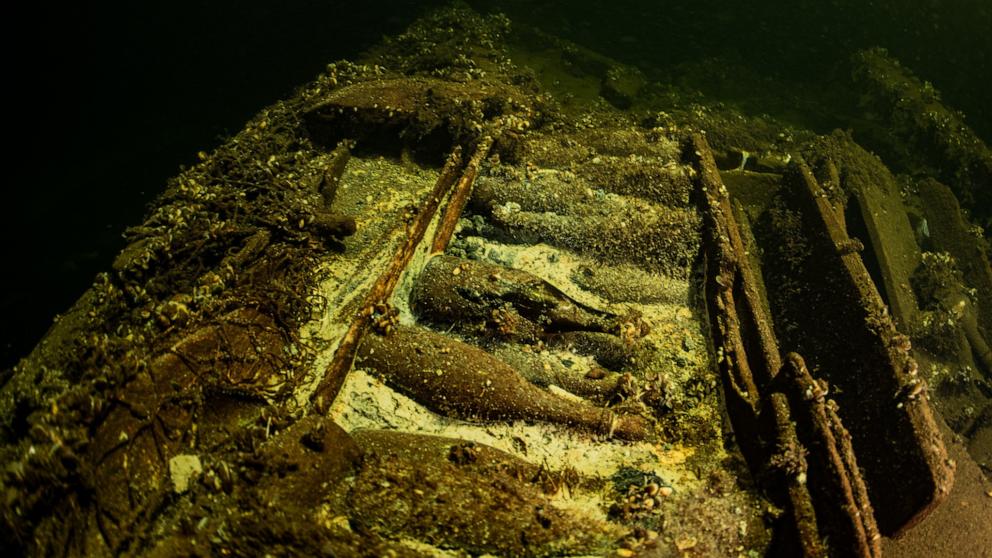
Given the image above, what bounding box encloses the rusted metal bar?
[688,134,766,413]
[431,135,494,254]
[311,147,464,413]
[691,135,824,556]
[767,391,826,558]
[827,402,880,554]
[689,133,892,556]
[787,161,954,535]
[779,353,881,558]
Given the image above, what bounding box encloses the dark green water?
[3,0,989,368]
[486,0,991,138]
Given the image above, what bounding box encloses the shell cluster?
[610,479,674,520]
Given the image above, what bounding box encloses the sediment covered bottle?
[356,324,649,440]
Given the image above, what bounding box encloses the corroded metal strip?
[688,134,765,413]
[690,134,886,557]
[431,135,494,253]
[767,392,826,558]
[787,161,954,535]
[690,135,823,556]
[311,147,464,413]
[826,401,879,553]
[780,353,881,558]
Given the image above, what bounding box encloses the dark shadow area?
[472,0,992,141]
[2,1,445,368]
[845,200,891,311]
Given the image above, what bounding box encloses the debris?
[169,455,203,494]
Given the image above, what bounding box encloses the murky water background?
[3,0,989,368]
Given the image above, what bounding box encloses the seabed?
[2,5,991,557]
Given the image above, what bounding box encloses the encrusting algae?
[3,3,991,557]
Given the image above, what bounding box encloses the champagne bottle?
[356,325,649,440]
